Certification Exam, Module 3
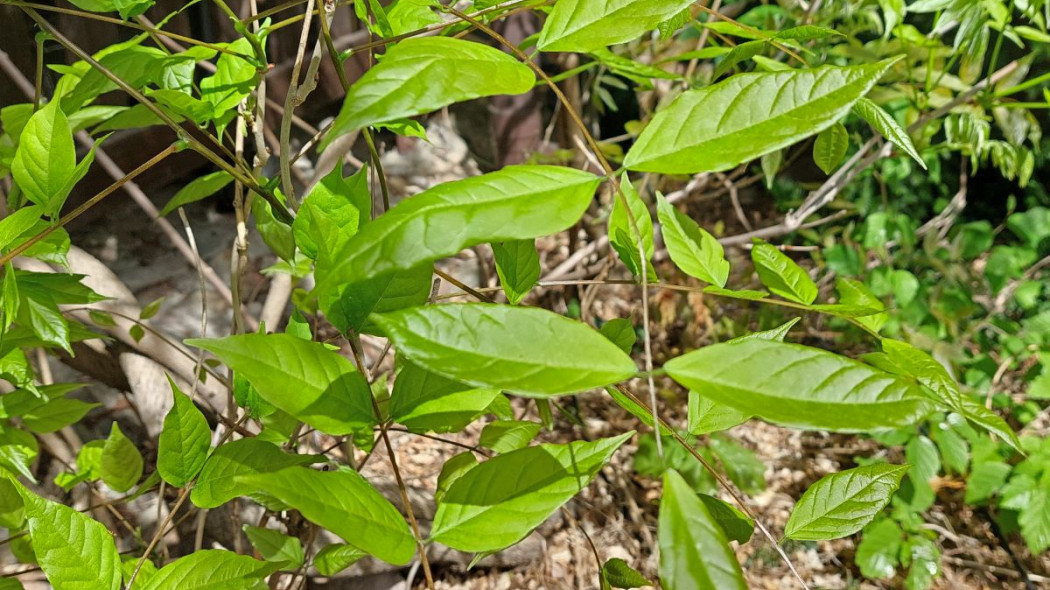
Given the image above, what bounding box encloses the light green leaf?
[688,391,749,434]
[158,171,233,217]
[157,377,211,487]
[601,558,651,589]
[325,37,533,142]
[608,174,654,277]
[656,194,729,287]
[709,435,765,494]
[435,451,478,504]
[812,122,849,175]
[371,303,638,396]
[537,0,696,52]
[1019,485,1050,554]
[479,420,542,453]
[15,480,122,590]
[492,240,540,305]
[599,318,636,354]
[243,526,304,569]
[322,264,433,335]
[200,38,258,115]
[1,264,16,330]
[855,519,902,579]
[21,397,99,434]
[140,550,280,590]
[186,333,374,435]
[100,423,142,493]
[697,494,754,544]
[836,278,886,333]
[0,427,38,481]
[658,469,746,590]
[237,466,416,565]
[190,438,319,508]
[431,433,633,552]
[0,206,44,252]
[784,463,907,540]
[386,0,441,35]
[389,360,500,433]
[751,240,818,304]
[12,101,75,217]
[313,544,367,576]
[293,165,369,260]
[315,166,600,297]
[26,298,72,354]
[624,59,900,174]
[852,98,925,168]
[664,339,931,432]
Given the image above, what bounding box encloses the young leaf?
[658,469,746,590]
[157,377,211,488]
[601,558,651,589]
[537,0,696,52]
[664,339,931,432]
[836,278,887,333]
[784,463,908,540]
[812,122,849,175]
[608,174,654,277]
[324,37,533,143]
[199,37,258,116]
[0,206,44,252]
[371,303,638,396]
[293,165,369,260]
[492,240,540,305]
[190,438,319,508]
[11,100,76,217]
[243,526,305,569]
[389,360,500,434]
[314,166,600,297]
[852,97,925,168]
[750,240,818,304]
[313,544,367,576]
[624,59,900,174]
[15,480,122,590]
[158,171,234,217]
[236,466,416,565]
[186,333,374,435]
[100,423,143,493]
[656,194,729,287]
[139,550,281,590]
[478,420,542,453]
[431,432,633,552]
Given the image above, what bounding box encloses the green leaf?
[750,240,818,304]
[836,278,886,333]
[1019,484,1050,554]
[200,38,258,115]
[2,266,17,330]
[537,0,696,52]
[140,550,281,590]
[157,377,211,487]
[599,318,636,354]
[852,98,925,168]
[100,423,142,493]
[431,432,633,552]
[812,122,848,175]
[492,240,540,305]
[237,466,416,565]
[624,59,900,174]
[964,460,1010,504]
[656,194,729,287]
[12,101,76,217]
[658,469,746,590]
[784,463,907,540]
[0,206,44,252]
[855,519,902,579]
[293,165,369,260]
[709,435,765,494]
[371,303,638,396]
[13,479,122,590]
[479,420,542,453]
[315,166,600,296]
[389,359,500,433]
[313,544,367,576]
[0,427,38,481]
[322,264,433,335]
[608,174,654,278]
[190,438,319,508]
[325,37,533,142]
[386,0,441,35]
[243,526,304,569]
[688,391,749,434]
[21,397,99,434]
[664,339,931,432]
[697,494,754,544]
[26,297,71,353]
[158,171,233,217]
[601,558,651,589]
[186,333,374,436]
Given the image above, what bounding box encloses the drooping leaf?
[139,550,281,590]
[157,378,211,488]
[100,423,143,493]
[664,339,931,432]
[537,0,696,52]
[697,494,754,544]
[158,171,234,217]
[243,526,305,569]
[190,438,320,508]
[658,469,746,590]
[325,37,533,142]
[237,466,416,565]
[624,59,900,174]
[389,360,500,434]
[852,97,925,168]
[430,433,632,552]
[812,122,849,175]
[186,333,374,435]
[750,240,818,304]
[784,463,908,540]
[314,166,600,297]
[371,303,638,396]
[11,101,76,217]
[608,174,654,278]
[656,194,729,287]
[492,240,540,305]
